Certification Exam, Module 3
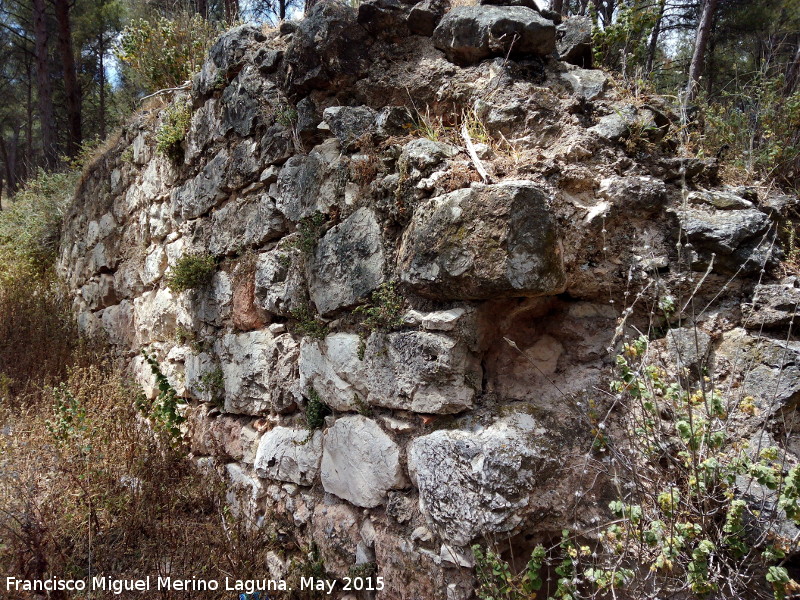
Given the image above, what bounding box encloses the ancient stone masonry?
[58,1,798,598]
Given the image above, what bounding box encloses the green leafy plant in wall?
[290,303,328,340]
[139,350,185,444]
[590,335,800,599]
[165,252,216,293]
[354,281,405,359]
[198,366,225,409]
[156,100,192,162]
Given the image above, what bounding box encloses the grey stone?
[745,283,800,329]
[376,106,414,137]
[400,138,458,171]
[214,331,299,415]
[299,331,481,414]
[560,68,606,100]
[276,140,346,222]
[193,24,266,98]
[283,1,372,96]
[688,190,754,210]
[433,6,556,65]
[321,416,406,508]
[665,327,712,381]
[308,208,385,315]
[660,157,718,183]
[358,0,410,38]
[556,15,592,67]
[255,48,283,74]
[254,427,323,486]
[398,181,566,300]
[408,412,556,545]
[323,106,377,150]
[408,0,446,36]
[717,329,800,416]
[254,247,306,317]
[598,175,667,214]
[589,110,633,141]
[221,65,264,137]
[257,124,293,167]
[185,99,222,162]
[171,149,229,220]
[480,0,543,10]
[762,194,800,215]
[209,193,289,256]
[675,208,776,274]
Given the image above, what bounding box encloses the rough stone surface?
[254,427,323,486]
[309,208,385,315]
[408,412,556,545]
[323,106,377,150]
[556,15,592,66]
[675,208,775,274]
[598,175,667,214]
[321,416,406,507]
[399,181,566,299]
[746,283,800,329]
[408,0,446,35]
[433,6,556,64]
[300,331,481,413]
[208,193,288,256]
[215,331,299,415]
[560,68,606,100]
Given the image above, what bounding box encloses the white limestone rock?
[214,330,299,415]
[408,412,557,545]
[299,331,481,414]
[321,416,406,508]
[254,426,322,486]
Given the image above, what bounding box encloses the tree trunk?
[33,0,57,168]
[305,0,321,15]
[196,0,208,18]
[552,0,564,14]
[646,0,666,76]
[54,0,82,158]
[686,0,718,103]
[279,0,288,20]
[786,43,800,95]
[98,33,106,140]
[224,0,239,22]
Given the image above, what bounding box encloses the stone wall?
[57,1,797,597]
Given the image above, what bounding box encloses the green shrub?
[355,281,405,334]
[156,100,192,162]
[0,169,78,279]
[165,252,216,292]
[305,387,331,431]
[290,303,328,340]
[117,13,220,93]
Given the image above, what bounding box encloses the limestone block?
[133,289,179,344]
[398,180,565,300]
[408,412,556,545]
[433,6,556,64]
[254,427,322,485]
[308,208,385,315]
[321,415,406,507]
[300,331,480,413]
[209,192,288,256]
[214,331,299,415]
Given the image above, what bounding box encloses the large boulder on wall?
[432,5,556,64]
